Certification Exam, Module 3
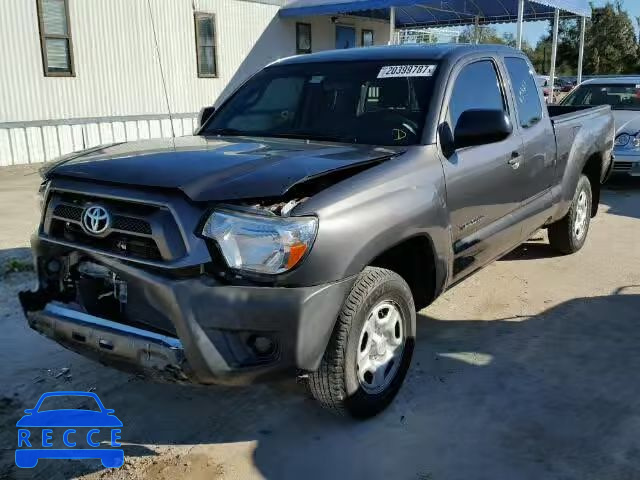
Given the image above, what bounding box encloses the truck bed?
[547,104,614,190]
[547,104,611,124]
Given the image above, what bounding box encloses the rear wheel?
[548,174,592,254]
[308,267,415,418]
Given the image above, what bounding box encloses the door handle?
[508,152,521,169]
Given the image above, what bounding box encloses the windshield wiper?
[205,128,247,136]
[266,132,356,143]
[205,128,356,143]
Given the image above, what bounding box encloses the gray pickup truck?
[20,44,614,418]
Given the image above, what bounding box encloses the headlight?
[202,209,318,274]
[615,133,630,147]
[633,133,640,149]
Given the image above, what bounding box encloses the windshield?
[202,61,438,146]
[561,83,640,110]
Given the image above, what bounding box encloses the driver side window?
[448,60,506,131]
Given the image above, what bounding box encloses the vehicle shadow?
[251,292,640,480]
[498,231,561,261]
[5,291,637,480]
[499,241,560,261]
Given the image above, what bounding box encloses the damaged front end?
[19,242,189,383]
[19,148,386,385]
[20,231,355,386]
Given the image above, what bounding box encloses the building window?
[194,12,217,77]
[37,0,74,76]
[296,23,312,54]
[361,29,374,47]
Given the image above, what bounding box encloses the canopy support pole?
[548,8,559,103]
[577,15,586,84]
[474,15,480,44]
[516,0,524,49]
[389,6,396,45]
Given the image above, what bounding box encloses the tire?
[308,267,416,418]
[548,174,593,254]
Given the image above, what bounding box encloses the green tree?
[458,25,506,44]
[457,26,534,57]
[586,1,639,74]
[528,1,639,76]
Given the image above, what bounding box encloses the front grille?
[613,161,633,171]
[52,204,152,235]
[45,191,183,262]
[51,221,162,260]
[53,204,82,222]
[112,216,152,235]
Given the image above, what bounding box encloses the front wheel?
[548,174,593,254]
[308,267,415,418]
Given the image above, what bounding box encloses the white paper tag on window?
[377,65,437,78]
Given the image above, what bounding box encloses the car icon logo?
[82,205,111,235]
[15,391,124,469]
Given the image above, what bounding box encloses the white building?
[0,0,390,166]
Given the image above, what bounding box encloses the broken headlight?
[202,209,318,274]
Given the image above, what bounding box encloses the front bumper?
[611,151,640,176]
[20,238,355,385]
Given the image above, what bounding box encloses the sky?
[494,0,640,45]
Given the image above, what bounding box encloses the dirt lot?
[1,165,640,480]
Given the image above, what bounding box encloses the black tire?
[548,174,593,254]
[308,267,415,418]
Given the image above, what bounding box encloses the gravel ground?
[1,165,640,480]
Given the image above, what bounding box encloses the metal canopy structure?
[280,0,592,101]
[280,0,589,27]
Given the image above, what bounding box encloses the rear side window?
[505,57,543,128]
[448,60,506,131]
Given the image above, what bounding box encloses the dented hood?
[47,136,401,202]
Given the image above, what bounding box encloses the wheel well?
[369,236,436,311]
[582,153,602,217]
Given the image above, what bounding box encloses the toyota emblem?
[82,205,111,235]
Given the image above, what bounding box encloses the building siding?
[0,0,389,165]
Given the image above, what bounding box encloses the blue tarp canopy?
[279,0,590,26]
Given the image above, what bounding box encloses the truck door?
[438,59,526,281]
[503,57,556,202]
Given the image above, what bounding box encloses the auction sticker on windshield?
[377,65,436,78]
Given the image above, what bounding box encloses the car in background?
[555,78,574,92]
[536,75,563,98]
[536,75,552,97]
[560,77,640,177]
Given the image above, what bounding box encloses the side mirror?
[197,105,216,128]
[454,109,512,149]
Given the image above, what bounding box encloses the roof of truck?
[275,43,523,66]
